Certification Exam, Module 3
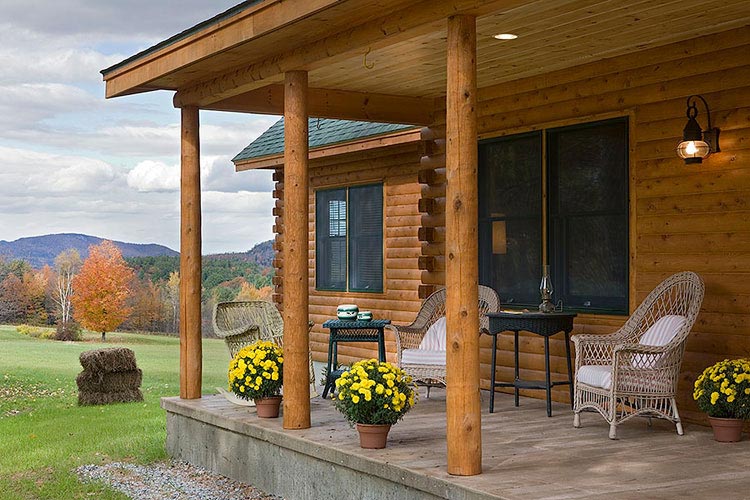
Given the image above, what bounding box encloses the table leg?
[564,331,574,409]
[514,330,519,407]
[544,335,552,417]
[490,333,498,413]
[322,334,335,399]
[378,329,386,362]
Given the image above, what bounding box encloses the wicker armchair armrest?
[389,324,426,350]
[572,334,620,366]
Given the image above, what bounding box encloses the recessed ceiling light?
[493,33,518,40]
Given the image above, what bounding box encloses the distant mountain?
[209,240,274,268]
[0,233,179,268]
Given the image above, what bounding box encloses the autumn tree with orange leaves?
[72,241,134,341]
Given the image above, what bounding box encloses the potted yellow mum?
[333,359,417,449]
[693,358,750,442]
[228,340,283,418]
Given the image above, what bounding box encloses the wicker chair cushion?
[576,365,612,390]
[401,349,446,366]
[639,315,686,346]
[634,315,686,368]
[419,316,447,351]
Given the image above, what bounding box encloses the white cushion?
[576,365,612,390]
[402,349,446,366]
[639,315,686,347]
[419,316,447,351]
[633,315,686,368]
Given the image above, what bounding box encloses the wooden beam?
[200,85,435,125]
[172,0,527,107]
[282,70,311,430]
[179,106,202,400]
[445,14,481,476]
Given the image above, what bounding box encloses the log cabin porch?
[163,389,750,499]
[101,0,750,496]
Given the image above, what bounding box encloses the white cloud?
[0,1,240,40]
[127,160,179,192]
[0,25,122,85]
[0,2,279,254]
[0,83,99,130]
[126,156,273,194]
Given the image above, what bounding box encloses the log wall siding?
[272,27,749,423]
[433,26,749,424]
[273,143,426,367]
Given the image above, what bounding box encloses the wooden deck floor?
[164,388,750,499]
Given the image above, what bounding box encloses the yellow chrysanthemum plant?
[693,358,750,419]
[333,359,417,425]
[228,340,283,401]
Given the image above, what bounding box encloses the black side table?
[321,319,390,399]
[485,311,576,417]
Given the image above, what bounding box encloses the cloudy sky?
[0,1,279,253]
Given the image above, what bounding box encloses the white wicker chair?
[572,271,704,439]
[390,286,500,395]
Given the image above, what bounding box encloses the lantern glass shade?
[676,139,710,164]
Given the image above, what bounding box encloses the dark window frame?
[315,183,384,293]
[478,117,630,315]
[546,118,630,314]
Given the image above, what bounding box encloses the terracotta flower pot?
[356,423,391,449]
[254,396,282,418]
[708,416,744,442]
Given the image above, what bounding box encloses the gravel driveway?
[77,461,283,500]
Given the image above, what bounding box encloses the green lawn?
[0,325,228,499]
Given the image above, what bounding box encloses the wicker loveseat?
[572,271,704,439]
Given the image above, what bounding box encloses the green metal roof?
[232,118,417,163]
[101,1,263,76]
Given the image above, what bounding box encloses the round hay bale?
[79,348,137,373]
[76,369,142,392]
[78,388,143,406]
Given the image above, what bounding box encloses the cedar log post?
[282,70,311,429]
[179,106,202,399]
[445,15,481,476]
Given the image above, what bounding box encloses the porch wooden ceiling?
[309,0,750,98]
[103,0,750,122]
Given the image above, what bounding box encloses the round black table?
[485,311,576,417]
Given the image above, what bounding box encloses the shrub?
[16,324,48,338]
[333,359,417,425]
[694,358,750,419]
[228,340,283,400]
[55,321,82,341]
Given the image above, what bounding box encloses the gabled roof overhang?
[102,0,750,125]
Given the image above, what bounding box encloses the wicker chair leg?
[573,412,581,428]
[672,398,684,435]
[609,423,618,440]
[426,385,431,399]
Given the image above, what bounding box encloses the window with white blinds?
[316,184,383,292]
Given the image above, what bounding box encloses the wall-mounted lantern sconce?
[676,95,720,164]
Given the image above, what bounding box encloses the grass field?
[0,325,228,499]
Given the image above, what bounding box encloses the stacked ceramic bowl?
[337,304,359,320]
[356,311,373,321]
